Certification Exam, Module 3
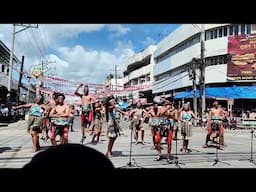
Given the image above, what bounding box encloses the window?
[224,27,228,36]
[219,56,224,64]
[210,31,214,39]
[210,58,214,64]
[229,25,234,35]
[234,25,239,35]
[205,31,210,40]
[247,24,251,34]
[219,28,223,37]
[1,64,4,73]
[241,24,245,34]
[214,29,218,38]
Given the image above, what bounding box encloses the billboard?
[227,34,256,80]
[30,65,43,79]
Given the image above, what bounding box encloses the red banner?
[228,34,256,80]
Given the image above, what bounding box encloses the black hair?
[104,96,114,122]
[52,92,60,99]
[57,93,65,100]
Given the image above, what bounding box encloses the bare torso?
[133,108,144,119]
[158,106,169,117]
[81,95,94,106]
[52,104,69,119]
[147,107,159,118]
[210,107,223,119]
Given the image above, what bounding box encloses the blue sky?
[62,24,180,52]
[0,24,181,86]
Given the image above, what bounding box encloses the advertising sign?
[30,65,43,79]
[227,34,256,80]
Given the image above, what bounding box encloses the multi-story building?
[0,40,21,103]
[153,24,256,111]
[104,77,124,97]
[123,45,157,103]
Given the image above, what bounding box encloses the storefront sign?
[227,34,256,80]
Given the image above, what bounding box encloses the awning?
[174,86,256,99]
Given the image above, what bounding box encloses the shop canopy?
[174,86,256,99]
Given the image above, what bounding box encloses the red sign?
[227,34,256,80]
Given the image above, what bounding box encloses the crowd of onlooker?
[0,103,25,122]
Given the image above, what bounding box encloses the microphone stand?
[239,127,256,165]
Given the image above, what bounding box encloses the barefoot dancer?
[179,103,198,153]
[13,96,48,152]
[49,93,70,145]
[129,102,147,144]
[74,83,97,143]
[105,99,127,158]
[91,101,103,143]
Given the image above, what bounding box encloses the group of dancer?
[12,82,228,163]
[13,92,75,152]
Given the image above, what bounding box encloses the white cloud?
[107,24,130,36]
[0,24,135,85]
[142,36,156,46]
[55,43,134,83]
[43,24,105,45]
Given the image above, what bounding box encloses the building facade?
[153,24,255,93]
[0,40,21,103]
[152,24,256,114]
[123,45,157,103]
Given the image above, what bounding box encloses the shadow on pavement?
[112,151,123,156]
[0,156,32,160]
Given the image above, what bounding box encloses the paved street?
[1,117,256,168]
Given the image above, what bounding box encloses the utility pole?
[39,60,56,95]
[192,59,197,117]
[17,55,25,105]
[189,58,197,122]
[7,24,15,102]
[115,64,118,93]
[7,24,38,106]
[200,24,206,120]
[41,60,44,87]
[27,76,31,103]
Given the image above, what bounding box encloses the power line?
[24,30,42,60]
[41,24,51,49]
[37,26,49,57]
[28,29,45,60]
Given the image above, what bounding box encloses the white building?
[0,40,21,103]
[153,24,256,97]
[123,45,157,102]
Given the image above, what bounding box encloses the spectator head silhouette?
[23,144,114,172]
